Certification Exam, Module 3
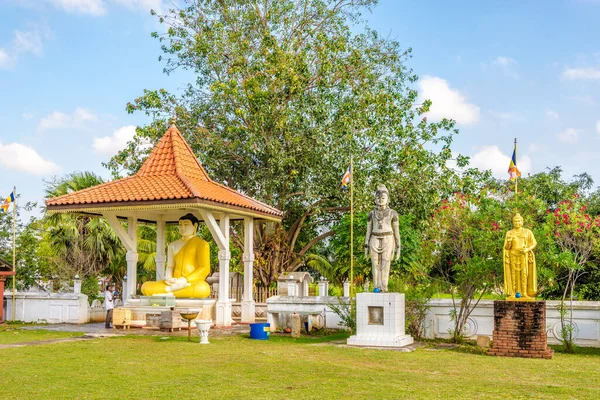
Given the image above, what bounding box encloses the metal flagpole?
[349,158,354,296]
[514,138,518,195]
[11,186,16,321]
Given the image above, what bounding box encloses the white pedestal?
[241,300,256,323]
[196,319,212,344]
[347,292,414,348]
[216,299,233,327]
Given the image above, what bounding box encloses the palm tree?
[43,172,125,282]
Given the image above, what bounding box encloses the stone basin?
[180,312,199,320]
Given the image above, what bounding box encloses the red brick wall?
[488,301,553,359]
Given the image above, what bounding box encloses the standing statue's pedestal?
[347,293,413,348]
[488,301,553,359]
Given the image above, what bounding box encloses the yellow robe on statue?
[503,228,537,298]
[141,236,211,298]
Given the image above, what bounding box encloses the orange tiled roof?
[45,125,282,218]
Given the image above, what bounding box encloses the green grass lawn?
[1,330,599,399]
[0,324,84,345]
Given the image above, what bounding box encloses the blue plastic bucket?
[249,323,270,340]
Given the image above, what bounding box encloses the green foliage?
[419,190,505,342]
[0,202,52,290]
[81,276,101,304]
[328,297,355,333]
[388,277,435,340]
[539,195,600,351]
[109,0,465,285]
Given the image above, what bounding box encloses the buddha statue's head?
[179,213,199,237]
[512,213,523,229]
[375,184,389,207]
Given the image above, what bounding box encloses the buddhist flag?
[507,145,521,182]
[341,166,351,189]
[1,191,15,213]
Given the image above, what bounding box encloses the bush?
[81,276,101,305]
[388,277,435,340]
[329,297,355,333]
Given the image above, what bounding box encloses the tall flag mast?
[341,161,354,294]
[1,188,17,320]
[508,138,521,194]
[350,158,354,295]
[12,186,16,321]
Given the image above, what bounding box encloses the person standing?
[104,284,114,328]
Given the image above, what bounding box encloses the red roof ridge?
[46,175,138,205]
[170,125,210,181]
[208,179,282,215]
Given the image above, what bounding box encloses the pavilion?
[45,125,283,326]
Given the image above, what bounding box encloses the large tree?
[109,0,464,285]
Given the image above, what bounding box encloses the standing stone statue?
[364,184,401,292]
[503,213,537,299]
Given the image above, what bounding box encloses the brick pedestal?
[488,301,553,359]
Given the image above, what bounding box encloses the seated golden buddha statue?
[141,213,211,298]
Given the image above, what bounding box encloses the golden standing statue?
[141,213,211,298]
[503,213,537,300]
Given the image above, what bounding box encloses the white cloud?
[545,109,559,120]
[13,29,45,56]
[491,56,519,79]
[562,66,600,80]
[596,121,600,135]
[528,142,549,153]
[570,95,598,106]
[0,142,60,175]
[0,48,12,68]
[556,128,580,144]
[22,112,34,120]
[38,107,98,131]
[47,0,107,16]
[489,111,521,122]
[93,125,138,155]
[9,0,168,15]
[469,145,531,179]
[110,0,166,15]
[0,23,52,69]
[417,76,480,125]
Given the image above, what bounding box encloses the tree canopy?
[107,0,467,284]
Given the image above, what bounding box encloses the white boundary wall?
[3,292,90,324]
[423,299,600,347]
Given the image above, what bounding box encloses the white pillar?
[155,220,166,281]
[287,276,296,297]
[216,214,231,326]
[73,275,82,295]
[241,218,255,323]
[343,279,350,297]
[303,280,309,297]
[102,213,137,300]
[318,277,328,297]
[122,276,128,303]
[126,217,138,300]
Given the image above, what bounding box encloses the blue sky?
[1,0,599,216]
